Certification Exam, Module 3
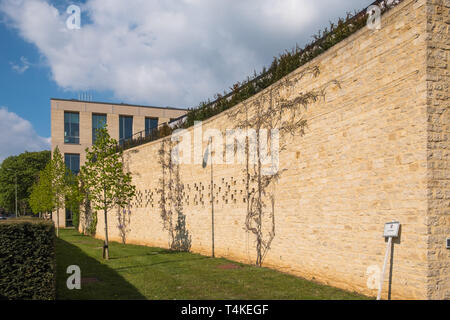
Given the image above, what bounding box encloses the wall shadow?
[56,237,146,300]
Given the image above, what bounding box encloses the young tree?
[29,163,54,218]
[51,147,72,238]
[29,150,75,233]
[65,172,83,230]
[82,127,136,259]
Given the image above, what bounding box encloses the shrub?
[0,218,56,300]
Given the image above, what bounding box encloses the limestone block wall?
[87,0,448,299]
[425,0,449,300]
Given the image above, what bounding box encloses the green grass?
[56,229,370,300]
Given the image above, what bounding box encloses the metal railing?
[117,115,187,151]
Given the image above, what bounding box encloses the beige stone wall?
[425,0,449,300]
[88,0,448,299]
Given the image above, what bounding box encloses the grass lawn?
[56,229,370,300]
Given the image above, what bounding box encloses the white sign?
[383,222,400,238]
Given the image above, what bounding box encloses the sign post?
[377,221,400,300]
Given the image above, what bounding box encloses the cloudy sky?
[0,0,371,162]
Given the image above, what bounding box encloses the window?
[64,112,79,144]
[145,117,158,136]
[64,153,80,175]
[92,114,107,144]
[119,115,133,141]
[65,208,73,227]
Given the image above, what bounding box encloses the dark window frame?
[65,207,73,227]
[145,117,158,137]
[64,153,80,175]
[119,115,133,141]
[64,111,80,144]
[92,113,107,144]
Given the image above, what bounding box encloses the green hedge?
[0,218,56,300]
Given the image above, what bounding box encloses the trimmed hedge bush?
[0,218,56,300]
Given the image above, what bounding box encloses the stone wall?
[86,0,448,299]
[425,0,449,300]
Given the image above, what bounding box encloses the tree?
[51,147,72,237]
[82,127,136,259]
[65,172,84,230]
[29,162,54,218]
[0,151,51,214]
[28,149,76,235]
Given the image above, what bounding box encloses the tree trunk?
[103,208,109,260]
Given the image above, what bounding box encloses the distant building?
[50,98,187,227]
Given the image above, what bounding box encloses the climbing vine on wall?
[227,66,340,267]
[157,138,192,252]
[117,206,131,244]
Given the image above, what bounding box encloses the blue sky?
[0,0,371,162]
[0,15,114,137]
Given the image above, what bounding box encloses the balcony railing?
[116,115,186,152]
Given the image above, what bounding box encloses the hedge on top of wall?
[180,0,404,128]
[0,218,56,300]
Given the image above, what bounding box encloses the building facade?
[50,98,187,226]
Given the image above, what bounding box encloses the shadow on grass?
[108,249,180,260]
[113,256,210,272]
[56,237,146,300]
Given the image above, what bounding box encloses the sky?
[0,0,372,163]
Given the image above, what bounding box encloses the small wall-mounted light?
[447,238,450,249]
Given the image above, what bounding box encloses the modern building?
[50,98,187,227]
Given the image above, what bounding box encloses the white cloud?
[0,107,50,163]
[0,0,370,107]
[10,56,30,74]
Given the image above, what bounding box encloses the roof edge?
[50,98,188,111]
